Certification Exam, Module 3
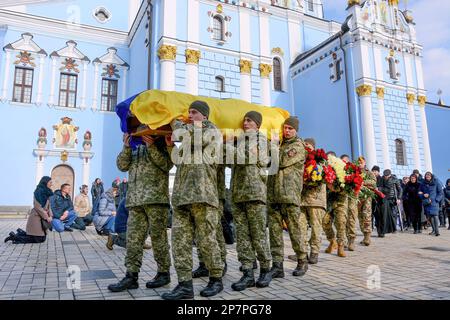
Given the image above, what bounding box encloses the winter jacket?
[91,182,104,201]
[419,176,444,216]
[93,189,116,230]
[379,176,403,200]
[114,198,129,234]
[74,193,91,217]
[444,179,450,207]
[27,198,53,237]
[50,190,74,219]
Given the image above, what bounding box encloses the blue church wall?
[426,104,450,181]
[380,47,407,87]
[175,48,187,93]
[414,105,426,169]
[25,0,132,32]
[198,50,241,99]
[303,25,330,51]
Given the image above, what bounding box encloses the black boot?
[270,262,285,279]
[4,232,16,243]
[192,262,209,278]
[293,259,308,277]
[308,253,319,265]
[161,280,194,300]
[108,272,139,292]
[256,268,272,288]
[200,277,223,297]
[231,269,255,291]
[146,272,170,289]
[16,229,26,235]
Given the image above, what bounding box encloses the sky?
[323,0,450,105]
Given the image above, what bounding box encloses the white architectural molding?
[36,55,45,105]
[80,61,88,109]
[414,56,425,91]
[376,96,391,169]
[187,0,199,43]
[259,11,270,58]
[403,54,415,88]
[261,77,271,106]
[162,0,176,39]
[92,63,100,111]
[48,57,57,106]
[359,94,377,168]
[240,73,251,103]
[288,16,302,64]
[122,68,128,101]
[186,63,199,96]
[82,156,90,186]
[239,8,251,54]
[419,106,433,172]
[160,60,176,91]
[407,99,421,170]
[1,51,11,101]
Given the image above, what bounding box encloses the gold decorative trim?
[239,59,252,74]
[259,63,272,78]
[61,150,68,163]
[157,45,177,61]
[417,95,427,107]
[388,0,399,6]
[347,0,360,7]
[271,47,284,56]
[356,85,373,97]
[185,49,200,64]
[216,3,223,14]
[406,93,416,105]
[376,87,385,99]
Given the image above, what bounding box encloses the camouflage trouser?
[358,198,373,234]
[346,197,358,241]
[113,232,127,248]
[125,204,171,273]
[323,194,348,245]
[172,203,224,282]
[268,203,302,264]
[299,207,325,260]
[197,200,227,264]
[234,201,271,270]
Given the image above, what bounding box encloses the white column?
[287,13,302,64]
[36,55,45,105]
[122,68,128,101]
[162,0,176,38]
[259,12,270,57]
[406,94,421,170]
[239,8,251,54]
[419,100,433,172]
[186,64,199,95]
[80,61,88,109]
[376,88,391,169]
[48,57,58,106]
[160,60,176,91]
[82,157,90,186]
[357,85,377,168]
[1,51,11,101]
[35,154,45,185]
[187,0,199,43]
[261,77,271,106]
[92,63,100,111]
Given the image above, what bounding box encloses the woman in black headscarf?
[403,174,423,234]
[4,176,54,244]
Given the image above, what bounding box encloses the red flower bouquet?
[304,148,336,187]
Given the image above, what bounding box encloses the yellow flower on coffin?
[306,165,314,175]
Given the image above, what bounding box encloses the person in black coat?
[445,179,450,230]
[371,166,383,231]
[403,174,423,234]
[378,169,403,236]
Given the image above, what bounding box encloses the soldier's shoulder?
[203,120,219,130]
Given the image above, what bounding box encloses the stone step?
[0,213,27,219]
[0,206,30,219]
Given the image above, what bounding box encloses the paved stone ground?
[1,218,450,300]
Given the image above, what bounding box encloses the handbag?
[41,218,53,231]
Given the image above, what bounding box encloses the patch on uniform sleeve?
[287,149,297,157]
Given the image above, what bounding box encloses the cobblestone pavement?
[1,219,450,300]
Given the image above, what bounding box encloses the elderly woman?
[5,176,54,244]
[419,172,444,237]
[93,186,118,236]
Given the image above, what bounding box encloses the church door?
[51,165,75,199]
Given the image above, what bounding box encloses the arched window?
[215,76,225,92]
[213,16,224,41]
[395,139,406,166]
[388,57,398,80]
[273,57,282,91]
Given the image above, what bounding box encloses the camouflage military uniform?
[230,131,272,270]
[299,184,327,260]
[323,191,348,245]
[268,137,306,263]
[171,120,224,282]
[117,142,173,274]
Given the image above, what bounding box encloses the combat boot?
[337,243,346,258]
[192,262,209,278]
[270,262,285,279]
[348,238,355,251]
[308,253,319,264]
[231,269,256,291]
[146,272,170,289]
[325,239,337,254]
[108,272,139,292]
[361,233,371,246]
[293,259,308,277]
[200,277,223,297]
[106,234,114,250]
[161,280,194,300]
[256,268,272,288]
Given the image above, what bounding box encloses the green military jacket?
[230,131,270,204]
[301,183,327,210]
[117,143,173,208]
[359,167,377,200]
[171,120,220,208]
[268,136,306,205]
[217,164,226,201]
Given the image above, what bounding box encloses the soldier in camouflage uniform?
[108,126,174,293]
[323,153,348,258]
[192,161,227,278]
[267,117,308,277]
[162,101,224,300]
[229,111,273,291]
[297,138,327,274]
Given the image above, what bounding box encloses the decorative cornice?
[259,63,272,78]
[356,85,373,97]
[388,0,399,6]
[406,93,416,105]
[239,59,252,74]
[271,47,284,57]
[376,87,385,99]
[417,95,427,107]
[185,49,200,64]
[347,0,360,8]
[157,45,177,61]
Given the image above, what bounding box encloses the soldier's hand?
[123,133,131,147]
[142,135,155,146]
